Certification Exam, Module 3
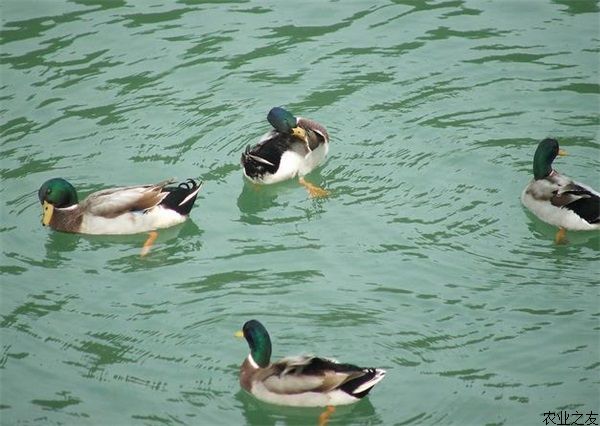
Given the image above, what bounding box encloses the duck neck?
[239,356,258,391]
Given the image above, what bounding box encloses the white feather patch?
[250,382,358,407]
[79,206,186,234]
[247,354,259,369]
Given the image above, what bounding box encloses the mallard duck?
[241,107,330,197]
[521,138,600,243]
[38,178,202,235]
[237,320,386,407]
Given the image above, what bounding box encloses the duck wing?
[82,180,174,218]
[551,180,600,224]
[245,131,308,168]
[259,356,366,395]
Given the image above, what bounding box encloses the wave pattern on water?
[1,0,598,425]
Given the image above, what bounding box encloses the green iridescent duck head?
[38,178,78,225]
[267,107,307,141]
[532,138,567,180]
[240,319,272,368]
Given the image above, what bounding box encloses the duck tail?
[160,179,203,216]
[340,368,386,399]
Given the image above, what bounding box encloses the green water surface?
[1,1,599,425]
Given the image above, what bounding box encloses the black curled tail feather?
[241,145,250,165]
[160,179,202,216]
[339,368,386,399]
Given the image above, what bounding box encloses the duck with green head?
[521,138,600,243]
[237,320,386,407]
[38,177,202,236]
[241,107,330,197]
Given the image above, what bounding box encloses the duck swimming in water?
[38,177,202,255]
[241,107,330,197]
[237,320,386,408]
[521,138,600,244]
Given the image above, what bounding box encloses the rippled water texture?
[1,1,599,425]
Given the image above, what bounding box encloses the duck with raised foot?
[237,319,386,409]
[521,138,600,244]
[38,178,202,255]
[241,107,330,198]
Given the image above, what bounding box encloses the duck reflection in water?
[43,221,201,265]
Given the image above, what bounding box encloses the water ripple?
[1,1,598,425]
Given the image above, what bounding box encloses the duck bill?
[558,149,567,156]
[291,127,307,142]
[42,201,54,226]
[234,330,244,338]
